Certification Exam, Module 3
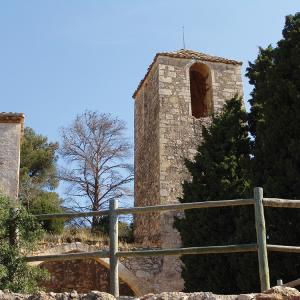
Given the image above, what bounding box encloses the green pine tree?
[28,191,64,234]
[20,127,64,233]
[20,127,59,204]
[247,13,300,285]
[174,97,258,293]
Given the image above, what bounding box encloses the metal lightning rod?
[182,26,186,49]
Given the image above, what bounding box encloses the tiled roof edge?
[133,50,242,99]
[0,113,25,133]
[0,112,25,122]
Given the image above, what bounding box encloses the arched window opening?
[189,63,212,118]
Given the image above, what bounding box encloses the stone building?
[133,49,244,291]
[0,113,24,200]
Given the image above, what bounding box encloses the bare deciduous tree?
[59,111,133,231]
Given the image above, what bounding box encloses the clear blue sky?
[0,1,298,172]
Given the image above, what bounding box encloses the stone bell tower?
[0,113,24,201]
[133,49,243,292]
[133,49,243,248]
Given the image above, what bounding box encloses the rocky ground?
[0,286,299,300]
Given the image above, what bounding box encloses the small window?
[189,63,212,118]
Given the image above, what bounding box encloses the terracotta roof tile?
[0,112,24,122]
[133,49,242,98]
[0,113,25,132]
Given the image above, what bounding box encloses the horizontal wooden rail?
[116,244,258,257]
[267,244,300,253]
[25,244,257,262]
[282,278,300,288]
[263,198,300,208]
[34,210,110,220]
[34,198,255,220]
[115,199,254,215]
[25,243,300,263]
[25,250,110,262]
[34,198,300,220]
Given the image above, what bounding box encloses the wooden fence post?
[9,207,20,246]
[109,199,119,297]
[254,187,270,291]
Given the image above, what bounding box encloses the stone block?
[160,77,172,83]
[136,270,151,279]
[159,89,172,96]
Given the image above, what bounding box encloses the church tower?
[133,50,243,250]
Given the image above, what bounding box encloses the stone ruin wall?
[32,243,172,296]
[40,259,135,296]
[0,114,24,200]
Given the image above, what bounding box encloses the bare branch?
[59,111,134,230]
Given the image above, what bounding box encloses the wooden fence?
[24,187,300,297]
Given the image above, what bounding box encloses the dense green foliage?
[19,127,64,233]
[119,221,134,243]
[0,195,48,292]
[247,13,300,285]
[92,215,110,235]
[28,192,64,234]
[176,13,300,293]
[174,97,257,293]
[93,215,134,243]
[20,127,59,201]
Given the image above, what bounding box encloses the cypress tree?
[247,13,300,285]
[174,97,257,293]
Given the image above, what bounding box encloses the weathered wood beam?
[34,210,110,220]
[263,198,300,208]
[25,243,300,263]
[25,250,109,262]
[109,199,119,298]
[254,187,270,292]
[267,245,300,253]
[115,199,255,215]
[282,278,300,288]
[34,199,255,220]
[116,244,258,257]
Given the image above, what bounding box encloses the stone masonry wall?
[158,56,244,250]
[32,242,177,296]
[134,62,162,246]
[0,122,22,200]
[156,57,243,292]
[41,259,134,296]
